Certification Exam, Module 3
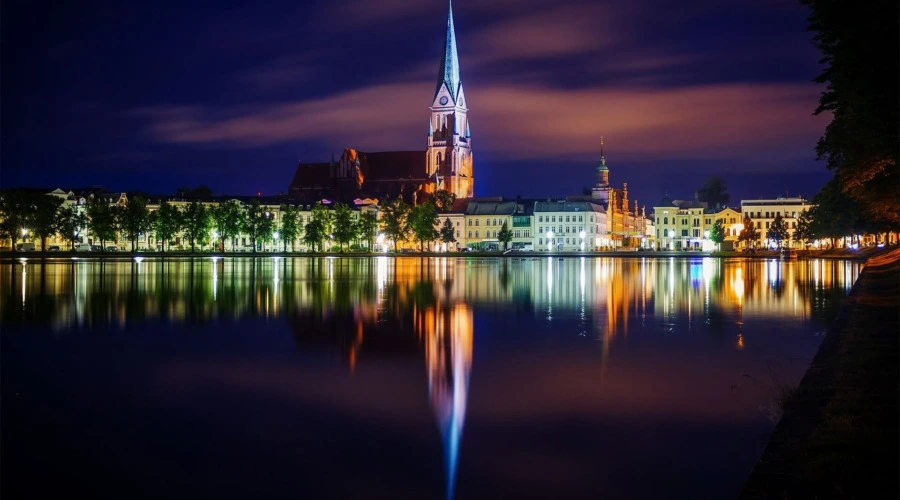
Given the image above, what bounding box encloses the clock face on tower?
[439,96,448,105]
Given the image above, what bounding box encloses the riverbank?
[2,246,895,261]
[740,248,900,498]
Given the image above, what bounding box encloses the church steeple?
[435,0,461,102]
[426,0,473,199]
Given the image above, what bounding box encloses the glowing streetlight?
[21,228,28,237]
[546,231,553,251]
[273,231,279,241]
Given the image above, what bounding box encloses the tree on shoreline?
[710,219,726,250]
[332,203,356,252]
[118,196,151,251]
[279,204,300,252]
[440,218,456,247]
[409,202,439,251]
[213,200,244,251]
[738,214,759,250]
[87,198,117,249]
[182,200,211,252]
[802,0,898,226]
[154,201,182,252]
[497,221,512,250]
[767,213,789,249]
[380,198,410,251]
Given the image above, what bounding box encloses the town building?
[288,1,473,203]
[534,200,607,251]
[740,197,811,249]
[653,196,743,250]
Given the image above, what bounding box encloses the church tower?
[426,0,474,199]
[591,137,611,202]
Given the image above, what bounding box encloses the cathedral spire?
[435,0,461,102]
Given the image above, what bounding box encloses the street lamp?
[546,231,553,251]
[579,230,586,252]
[21,228,28,237]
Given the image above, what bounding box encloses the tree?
[807,177,869,247]
[0,190,31,246]
[433,189,456,213]
[767,213,790,249]
[497,221,513,250]
[440,217,456,245]
[409,201,439,251]
[355,211,378,250]
[802,0,898,226]
[710,219,726,249]
[242,199,274,253]
[696,176,730,209]
[332,203,356,252]
[794,211,813,248]
[182,200,211,252]
[279,204,301,252]
[213,200,244,251]
[154,201,182,251]
[87,198,117,249]
[56,205,88,251]
[31,195,64,251]
[118,196,152,251]
[303,219,325,252]
[379,198,410,250]
[738,214,760,250]
[308,202,334,251]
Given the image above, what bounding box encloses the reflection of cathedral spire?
[423,303,473,500]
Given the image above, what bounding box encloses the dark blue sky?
[2,0,830,206]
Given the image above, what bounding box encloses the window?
[765,222,770,228]
[456,221,459,226]
[705,218,711,225]
[525,230,530,237]
[681,230,688,237]
[682,218,687,225]
[693,229,699,237]
[539,238,543,245]
[475,220,479,226]
[664,217,668,224]
[468,231,472,238]
[468,220,472,226]
[538,216,543,223]
[475,231,479,237]
[757,222,762,228]
[456,231,460,237]
[551,216,556,222]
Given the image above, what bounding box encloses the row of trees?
[2,189,476,252]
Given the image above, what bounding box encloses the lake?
[1,256,861,499]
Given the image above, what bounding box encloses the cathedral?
[288,1,474,203]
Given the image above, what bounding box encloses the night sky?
[2,0,831,206]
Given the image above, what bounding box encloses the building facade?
[740,197,811,249]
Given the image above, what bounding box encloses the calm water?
[1,256,860,499]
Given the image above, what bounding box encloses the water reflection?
[1,256,861,498]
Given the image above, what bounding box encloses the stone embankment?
[740,248,900,499]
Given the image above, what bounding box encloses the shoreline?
[0,247,889,262]
[739,248,900,498]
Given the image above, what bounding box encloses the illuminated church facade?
[289,2,474,203]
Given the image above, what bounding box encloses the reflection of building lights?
[134,256,144,263]
[546,231,553,251]
[736,334,744,350]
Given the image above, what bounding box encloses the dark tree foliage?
[738,214,760,249]
[696,177,730,209]
[87,198,118,248]
[355,212,378,249]
[710,219,726,247]
[497,222,513,250]
[118,196,152,251]
[767,213,790,249]
[440,218,456,244]
[433,190,456,213]
[802,0,899,225]
[154,201,182,251]
[409,202,439,251]
[242,199,274,253]
[332,203,356,251]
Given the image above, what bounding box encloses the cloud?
[137,78,826,167]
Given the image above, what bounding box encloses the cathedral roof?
[358,151,427,181]
[435,1,461,102]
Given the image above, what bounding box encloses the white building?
[740,197,811,249]
[533,200,607,251]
